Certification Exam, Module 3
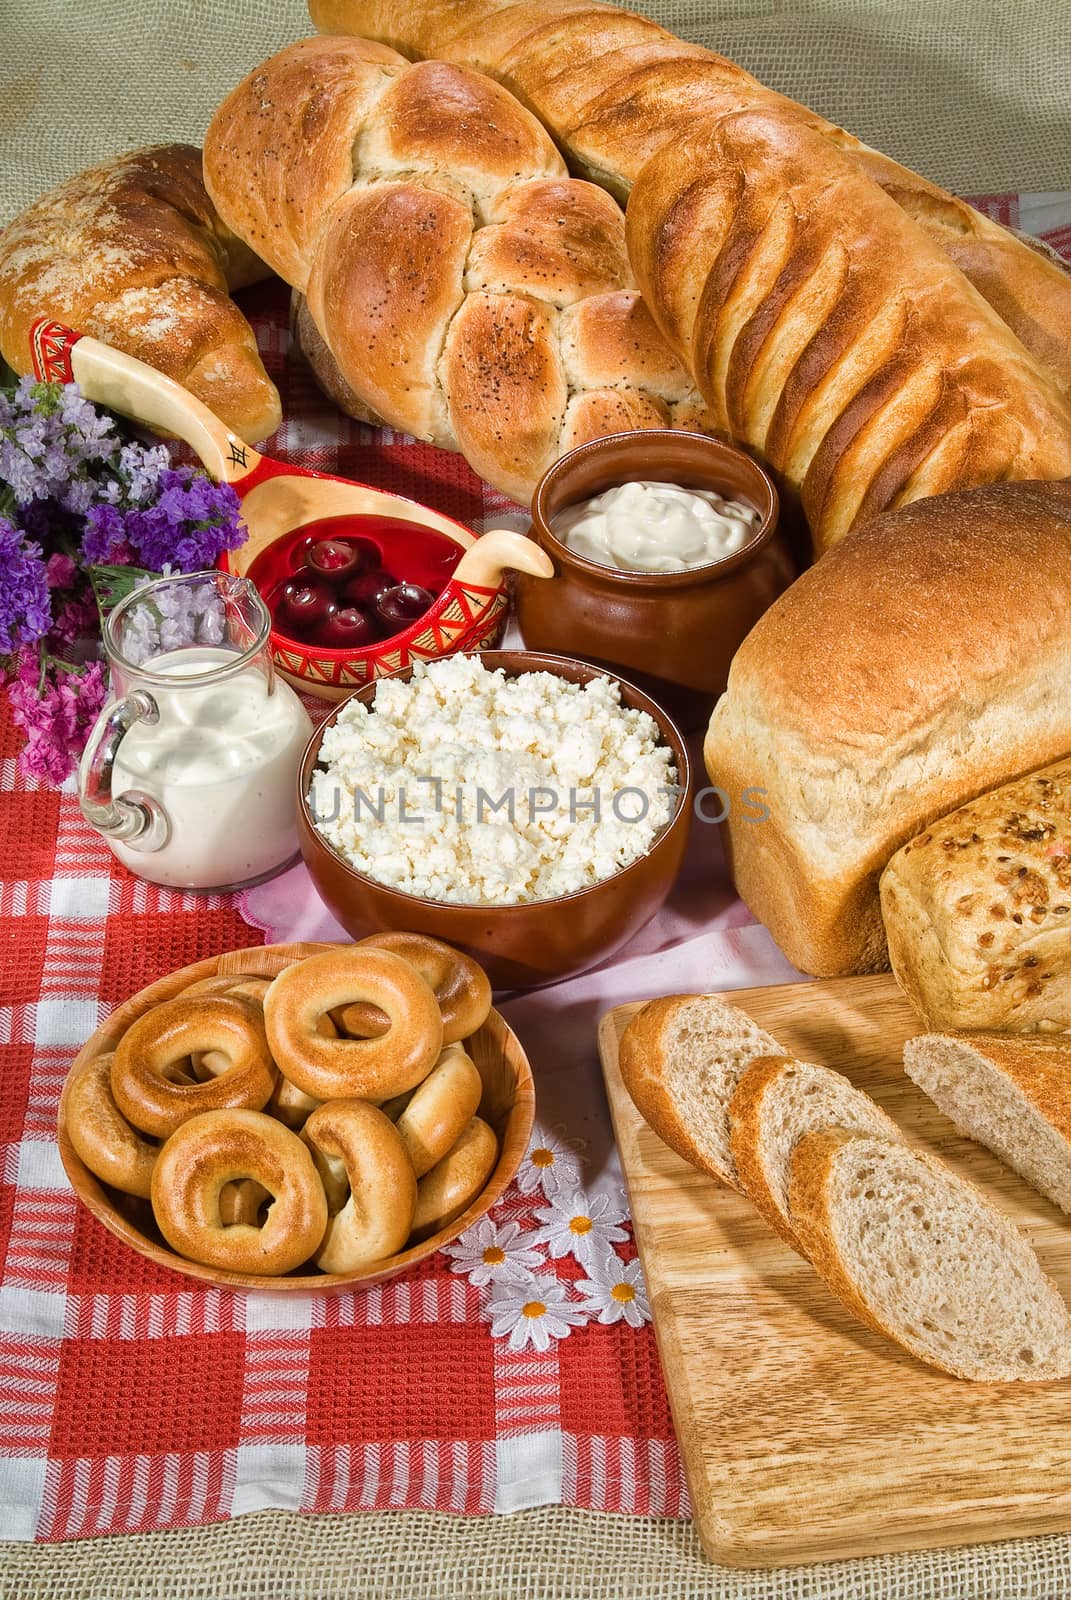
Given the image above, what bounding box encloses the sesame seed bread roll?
[880,760,1071,1031]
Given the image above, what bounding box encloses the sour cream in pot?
[552,479,761,573]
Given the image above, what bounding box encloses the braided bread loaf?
[310,0,1071,401]
[204,37,716,503]
[0,145,281,444]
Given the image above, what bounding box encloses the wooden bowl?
[57,941,535,1294]
[296,651,693,989]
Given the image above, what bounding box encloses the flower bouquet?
[0,375,246,782]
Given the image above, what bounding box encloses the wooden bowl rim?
[57,941,536,1295]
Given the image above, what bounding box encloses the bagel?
[151,1108,328,1275]
[411,1116,499,1242]
[335,933,492,1045]
[263,947,443,1101]
[395,1043,484,1178]
[65,1051,158,1198]
[302,1100,417,1273]
[111,995,277,1138]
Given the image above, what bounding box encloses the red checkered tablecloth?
[1,194,1068,1542]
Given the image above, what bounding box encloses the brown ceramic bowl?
[514,430,794,727]
[296,651,692,989]
[57,942,535,1294]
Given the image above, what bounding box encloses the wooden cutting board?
[599,975,1071,1569]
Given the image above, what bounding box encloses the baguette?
[703,481,1071,978]
[617,995,784,1188]
[880,760,1071,1032]
[309,0,1071,399]
[904,1033,1071,1218]
[788,1128,1071,1381]
[728,1057,902,1252]
[0,145,281,444]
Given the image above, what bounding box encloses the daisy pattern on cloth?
[575,1255,651,1329]
[515,1123,584,1200]
[531,1188,629,1268]
[484,1273,588,1353]
[442,1218,543,1288]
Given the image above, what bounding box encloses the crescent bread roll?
[703,481,1071,978]
[0,144,281,444]
[881,761,1071,1032]
[310,0,1071,399]
[625,107,1071,549]
[205,37,717,503]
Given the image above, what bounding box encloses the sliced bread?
[618,996,785,1188]
[904,1032,1071,1218]
[788,1127,1071,1381]
[728,1058,903,1252]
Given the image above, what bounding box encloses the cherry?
[342,567,396,609]
[276,579,334,635]
[376,582,435,633]
[318,605,379,649]
[302,538,362,582]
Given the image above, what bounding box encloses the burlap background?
[2,2,1071,1594]
[2,0,1071,221]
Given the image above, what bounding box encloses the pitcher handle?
[78,690,171,854]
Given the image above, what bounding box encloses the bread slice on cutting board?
[618,995,785,1188]
[904,1032,1071,1218]
[728,1057,903,1252]
[789,1128,1071,1381]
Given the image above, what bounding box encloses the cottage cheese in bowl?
[307,654,678,906]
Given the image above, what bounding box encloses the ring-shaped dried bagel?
[263,948,443,1102]
[65,1051,158,1198]
[111,996,277,1139]
[151,1109,328,1275]
[411,1115,499,1241]
[395,1043,484,1178]
[302,1100,417,1274]
[344,933,493,1045]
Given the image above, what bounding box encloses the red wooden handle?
[30,318,84,384]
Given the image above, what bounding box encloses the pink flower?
[9,651,107,785]
[45,551,77,589]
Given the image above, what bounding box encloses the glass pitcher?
[78,571,313,892]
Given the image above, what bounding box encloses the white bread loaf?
[788,1128,1071,1382]
[728,1057,902,1253]
[904,1033,1071,1217]
[703,481,1071,978]
[880,761,1071,1031]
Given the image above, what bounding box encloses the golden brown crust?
[65,1053,157,1200]
[356,932,492,1045]
[311,1,1071,404]
[617,997,743,1189]
[302,1099,417,1272]
[111,996,277,1140]
[703,481,1071,978]
[881,764,1071,1031]
[914,1033,1071,1145]
[411,1115,499,1239]
[627,108,1071,551]
[205,35,715,501]
[263,947,444,1102]
[0,143,280,443]
[151,1108,328,1276]
[726,1056,809,1250]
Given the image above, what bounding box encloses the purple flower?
[81,502,129,564]
[0,518,51,653]
[123,468,244,573]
